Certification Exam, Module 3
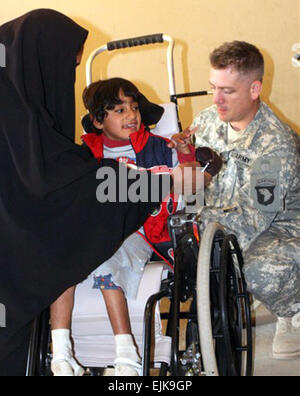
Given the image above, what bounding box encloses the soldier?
[171,41,300,360]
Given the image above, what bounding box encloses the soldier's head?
[209,41,264,130]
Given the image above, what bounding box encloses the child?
[50,78,221,376]
[81,77,195,376]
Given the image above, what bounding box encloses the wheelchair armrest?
[136,261,166,305]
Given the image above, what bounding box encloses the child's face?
[94,90,142,141]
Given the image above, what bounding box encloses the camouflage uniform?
[192,101,300,317]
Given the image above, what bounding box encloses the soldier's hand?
[195,147,223,177]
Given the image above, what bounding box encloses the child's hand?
[167,127,197,154]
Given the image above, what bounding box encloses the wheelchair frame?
[142,215,253,376]
[26,33,253,377]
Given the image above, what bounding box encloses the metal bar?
[85,44,108,87]
[25,317,40,376]
[142,289,169,376]
[172,90,212,100]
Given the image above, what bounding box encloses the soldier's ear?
[250,80,262,100]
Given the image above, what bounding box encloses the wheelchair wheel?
[197,223,252,376]
[26,309,52,376]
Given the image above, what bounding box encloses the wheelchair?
[26,214,253,377]
[26,34,253,377]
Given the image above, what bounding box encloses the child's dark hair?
[83,78,140,123]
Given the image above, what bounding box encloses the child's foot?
[51,329,85,376]
[51,355,85,376]
[114,334,142,376]
[114,357,142,376]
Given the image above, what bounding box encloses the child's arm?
[168,128,223,177]
[167,128,196,151]
[176,144,195,163]
[167,128,197,163]
[168,128,196,164]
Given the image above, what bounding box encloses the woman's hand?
[171,161,212,196]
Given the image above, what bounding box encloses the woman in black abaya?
[0,9,176,376]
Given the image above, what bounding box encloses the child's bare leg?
[50,286,75,329]
[101,288,141,376]
[101,288,131,334]
[50,286,84,376]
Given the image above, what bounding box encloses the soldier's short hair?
[210,41,264,81]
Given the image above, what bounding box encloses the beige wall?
[1,0,299,141]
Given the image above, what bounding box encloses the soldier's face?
[209,67,261,130]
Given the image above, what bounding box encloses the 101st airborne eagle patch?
[250,156,282,212]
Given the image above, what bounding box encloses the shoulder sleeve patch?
[250,156,282,212]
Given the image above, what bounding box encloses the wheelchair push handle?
[86,34,176,96]
[107,34,164,51]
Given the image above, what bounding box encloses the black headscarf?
[0,8,98,197]
[0,9,167,375]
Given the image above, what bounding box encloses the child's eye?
[115,108,124,113]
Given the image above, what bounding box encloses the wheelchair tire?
[219,234,253,376]
[197,222,225,376]
[196,223,253,377]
